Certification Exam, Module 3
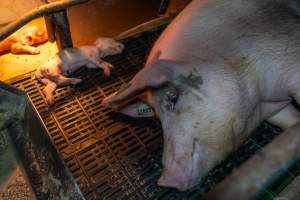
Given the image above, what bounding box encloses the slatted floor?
[6,28,296,200]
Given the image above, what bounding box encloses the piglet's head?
[102,52,239,190]
[22,26,48,45]
[94,37,124,57]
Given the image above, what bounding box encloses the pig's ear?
[118,101,154,118]
[102,52,187,108]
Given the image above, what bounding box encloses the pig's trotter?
[86,58,114,76]
[70,78,83,85]
[272,85,300,129]
[86,58,102,69]
[57,75,82,86]
[267,104,300,130]
[42,80,57,105]
[99,61,114,76]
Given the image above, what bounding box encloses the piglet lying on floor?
[33,37,124,104]
[0,25,48,55]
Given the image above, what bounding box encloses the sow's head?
[102,52,241,190]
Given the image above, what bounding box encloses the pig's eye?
[164,90,179,111]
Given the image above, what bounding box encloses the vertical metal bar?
[52,10,73,50]
[158,0,169,15]
[41,0,73,48]
[44,15,56,42]
[41,0,55,42]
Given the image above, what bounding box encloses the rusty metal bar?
[116,14,175,41]
[200,121,300,200]
[44,15,56,42]
[0,0,89,41]
[274,174,300,200]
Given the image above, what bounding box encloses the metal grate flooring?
[6,28,288,200]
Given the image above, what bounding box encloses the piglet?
[0,25,48,55]
[33,37,124,104]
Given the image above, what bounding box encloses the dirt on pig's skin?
[103,0,300,191]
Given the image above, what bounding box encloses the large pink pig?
[103,0,300,190]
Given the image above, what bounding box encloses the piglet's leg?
[86,58,114,76]
[99,61,114,76]
[11,42,40,54]
[56,75,82,86]
[41,78,57,104]
[86,59,102,69]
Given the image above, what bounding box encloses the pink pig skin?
[103,0,300,190]
[34,37,124,104]
[0,25,48,55]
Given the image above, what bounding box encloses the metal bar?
[41,0,56,42]
[44,15,56,42]
[0,0,89,41]
[52,10,73,49]
[274,174,300,200]
[158,0,170,15]
[200,121,300,200]
[115,14,175,41]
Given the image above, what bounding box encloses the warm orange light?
[0,18,58,81]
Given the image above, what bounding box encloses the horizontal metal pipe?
[115,14,176,41]
[0,0,89,41]
[200,121,300,200]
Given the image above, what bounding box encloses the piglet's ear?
[102,51,187,108]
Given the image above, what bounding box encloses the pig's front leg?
[86,59,114,76]
[291,85,300,108]
[267,104,300,130]
[11,42,40,54]
[56,75,82,86]
[99,61,114,76]
[41,78,57,104]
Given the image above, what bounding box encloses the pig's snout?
[158,173,192,191]
[157,138,205,191]
[158,165,200,191]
